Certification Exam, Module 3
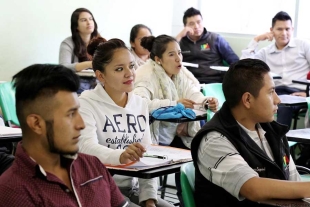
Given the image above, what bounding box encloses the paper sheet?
[0,126,22,137]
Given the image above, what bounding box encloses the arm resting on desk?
[240,177,310,201]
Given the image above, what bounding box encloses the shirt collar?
[237,122,266,139]
[268,39,296,54]
[15,142,78,178]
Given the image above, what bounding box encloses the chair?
[296,165,310,181]
[180,162,196,207]
[0,82,19,127]
[202,83,225,121]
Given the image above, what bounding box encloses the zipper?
[246,143,286,178]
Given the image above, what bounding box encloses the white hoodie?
[78,84,157,204]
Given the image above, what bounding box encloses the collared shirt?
[197,123,300,201]
[0,142,128,207]
[241,38,310,90]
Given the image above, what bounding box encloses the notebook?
[107,145,192,170]
[0,126,22,137]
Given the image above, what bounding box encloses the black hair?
[140,35,177,61]
[13,64,80,128]
[129,24,152,46]
[183,7,202,25]
[222,59,270,108]
[89,38,129,73]
[272,11,292,27]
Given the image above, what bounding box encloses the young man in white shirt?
[241,11,310,127]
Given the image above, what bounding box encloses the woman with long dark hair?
[59,8,102,93]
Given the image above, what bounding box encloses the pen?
[143,154,167,159]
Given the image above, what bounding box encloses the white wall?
[0,0,288,82]
[0,0,173,81]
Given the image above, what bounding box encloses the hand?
[291,92,307,97]
[176,27,194,41]
[207,97,219,112]
[254,32,274,42]
[119,143,146,164]
[177,98,195,108]
[145,199,156,207]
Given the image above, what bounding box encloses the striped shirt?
[197,123,300,201]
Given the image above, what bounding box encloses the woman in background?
[78,37,174,207]
[59,8,102,93]
[133,34,219,206]
[130,24,152,69]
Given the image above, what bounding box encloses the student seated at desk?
[0,64,127,207]
[191,59,310,207]
[241,11,310,127]
[133,34,219,205]
[176,7,239,84]
[59,8,102,93]
[78,37,173,207]
[129,24,152,69]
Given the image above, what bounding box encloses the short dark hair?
[272,11,292,27]
[13,64,80,128]
[183,7,202,25]
[222,59,270,108]
[140,35,177,60]
[88,38,128,73]
[129,24,152,44]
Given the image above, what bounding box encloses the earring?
[157,62,161,65]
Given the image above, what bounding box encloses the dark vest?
[179,28,225,84]
[191,102,290,207]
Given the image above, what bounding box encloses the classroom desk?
[292,79,310,96]
[210,66,282,79]
[76,69,95,77]
[286,128,310,144]
[150,113,207,123]
[107,161,190,179]
[278,95,307,107]
[0,136,22,143]
[259,198,310,206]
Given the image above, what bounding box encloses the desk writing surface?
[259,198,310,206]
[292,79,310,85]
[108,161,189,179]
[278,95,307,106]
[76,69,95,77]
[107,145,192,170]
[151,113,207,123]
[209,66,281,79]
[286,128,310,143]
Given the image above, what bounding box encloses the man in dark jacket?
[191,59,310,207]
[176,7,239,84]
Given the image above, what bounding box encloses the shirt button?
[65,189,70,193]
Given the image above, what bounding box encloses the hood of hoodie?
[79,83,135,109]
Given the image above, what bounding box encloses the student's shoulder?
[200,130,232,147]
[76,153,107,169]
[135,67,156,86]
[61,36,74,45]
[0,168,34,197]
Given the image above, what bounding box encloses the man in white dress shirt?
[241,11,310,127]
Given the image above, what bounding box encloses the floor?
[157,174,180,206]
